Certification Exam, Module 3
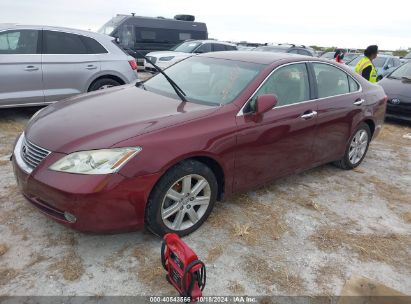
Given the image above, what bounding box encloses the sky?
[1,0,411,50]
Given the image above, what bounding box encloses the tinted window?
[195,43,211,53]
[313,63,350,98]
[44,31,88,54]
[140,30,156,40]
[212,43,226,51]
[288,49,299,54]
[250,63,310,109]
[0,30,38,54]
[179,33,191,40]
[81,36,107,54]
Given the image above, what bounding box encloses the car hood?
[379,77,411,100]
[146,51,190,58]
[25,85,218,153]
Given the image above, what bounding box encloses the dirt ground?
[0,98,410,296]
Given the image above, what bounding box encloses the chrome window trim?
[237,60,363,116]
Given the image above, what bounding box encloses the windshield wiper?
[133,50,187,102]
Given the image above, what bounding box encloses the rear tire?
[88,78,121,91]
[145,160,218,237]
[334,122,371,170]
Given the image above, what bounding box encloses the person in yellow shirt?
[355,45,379,83]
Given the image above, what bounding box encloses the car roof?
[188,40,236,46]
[0,24,114,41]
[200,51,317,64]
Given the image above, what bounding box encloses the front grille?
[21,137,51,169]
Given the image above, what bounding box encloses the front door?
[234,62,317,192]
[0,29,44,106]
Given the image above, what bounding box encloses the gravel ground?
[0,96,410,296]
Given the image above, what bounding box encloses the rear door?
[41,30,102,102]
[234,62,317,191]
[0,29,44,106]
[309,62,364,164]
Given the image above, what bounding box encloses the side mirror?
[255,94,278,115]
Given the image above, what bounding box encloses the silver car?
[0,24,139,108]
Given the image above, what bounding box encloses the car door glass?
[195,43,211,53]
[0,30,38,54]
[348,76,360,92]
[44,31,88,54]
[298,49,310,56]
[313,63,350,98]
[248,63,310,111]
[212,43,226,52]
[288,49,298,54]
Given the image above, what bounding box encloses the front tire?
[88,78,121,91]
[145,160,218,236]
[334,122,371,170]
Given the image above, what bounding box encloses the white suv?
[144,40,237,71]
[0,24,139,108]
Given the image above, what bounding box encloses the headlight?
[49,147,141,174]
[159,56,175,61]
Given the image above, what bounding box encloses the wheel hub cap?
[161,174,211,231]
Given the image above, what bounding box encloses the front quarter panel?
[114,104,239,196]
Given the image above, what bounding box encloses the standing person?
[334,49,345,63]
[355,45,379,83]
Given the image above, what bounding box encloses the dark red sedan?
[12,52,387,236]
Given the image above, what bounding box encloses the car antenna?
[133,50,187,102]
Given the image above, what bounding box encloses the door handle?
[353,98,365,106]
[24,66,39,71]
[86,65,97,70]
[300,110,318,120]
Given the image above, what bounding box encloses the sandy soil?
[0,101,410,296]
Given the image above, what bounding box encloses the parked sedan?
[144,40,237,71]
[12,52,387,236]
[379,62,411,122]
[348,54,402,81]
[0,24,138,108]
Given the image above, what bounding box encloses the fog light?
[64,212,77,223]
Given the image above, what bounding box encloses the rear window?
[43,31,107,54]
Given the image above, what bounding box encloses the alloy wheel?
[348,129,369,165]
[161,174,211,231]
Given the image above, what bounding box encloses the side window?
[249,63,310,110]
[195,43,212,53]
[393,58,401,66]
[140,30,156,40]
[81,36,108,54]
[288,49,299,54]
[225,45,237,51]
[348,76,360,92]
[313,63,350,98]
[44,31,88,54]
[212,43,226,52]
[387,58,394,68]
[179,33,191,40]
[0,30,38,54]
[298,49,311,56]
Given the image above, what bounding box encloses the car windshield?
[144,56,264,105]
[348,56,386,68]
[321,52,335,59]
[171,41,201,53]
[253,47,287,53]
[389,62,411,79]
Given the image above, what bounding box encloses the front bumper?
[12,134,162,233]
[386,100,411,122]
